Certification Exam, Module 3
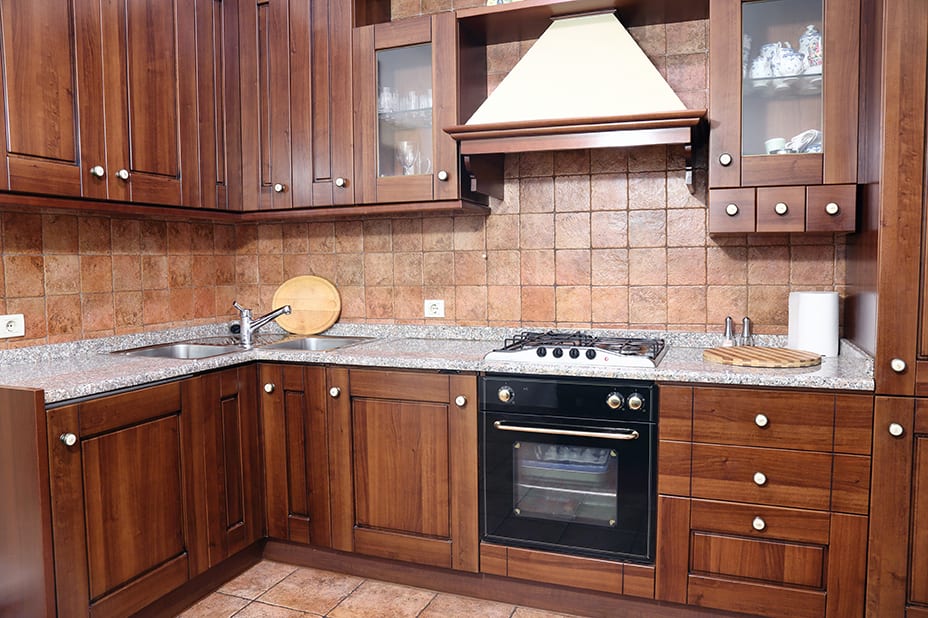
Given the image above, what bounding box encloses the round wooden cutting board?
[271,275,341,335]
[703,346,822,368]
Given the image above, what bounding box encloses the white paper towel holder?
[788,291,839,357]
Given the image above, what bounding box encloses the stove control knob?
[569,348,580,359]
[498,386,514,403]
[536,347,547,358]
[586,349,597,360]
[627,393,645,411]
[552,347,563,358]
[606,392,624,410]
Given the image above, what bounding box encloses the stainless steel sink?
[263,335,373,352]
[114,342,242,359]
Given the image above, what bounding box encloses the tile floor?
[178,560,589,618]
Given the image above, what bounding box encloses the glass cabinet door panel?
[376,44,433,179]
[741,0,823,157]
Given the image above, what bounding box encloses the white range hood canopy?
[446,11,705,155]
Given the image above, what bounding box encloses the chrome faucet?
[232,301,292,349]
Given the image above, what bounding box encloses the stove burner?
[485,331,667,368]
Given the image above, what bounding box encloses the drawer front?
[690,499,830,545]
[709,188,755,233]
[688,574,826,618]
[693,387,834,451]
[691,444,832,510]
[690,531,824,588]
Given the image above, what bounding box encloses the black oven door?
[481,411,656,563]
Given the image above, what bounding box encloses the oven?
[479,374,657,564]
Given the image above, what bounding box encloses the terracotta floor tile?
[328,580,435,618]
[512,608,586,618]
[234,601,314,617]
[258,567,364,614]
[176,592,248,617]
[218,561,298,600]
[419,592,516,617]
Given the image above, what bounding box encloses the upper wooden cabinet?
[0,0,212,208]
[707,0,859,234]
[238,0,355,211]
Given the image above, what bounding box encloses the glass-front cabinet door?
[354,13,459,204]
[708,0,859,189]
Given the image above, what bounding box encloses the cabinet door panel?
[353,398,450,537]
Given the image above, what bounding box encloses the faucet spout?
[232,301,292,349]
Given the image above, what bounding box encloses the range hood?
[446,11,706,155]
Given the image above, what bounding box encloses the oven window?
[514,442,617,527]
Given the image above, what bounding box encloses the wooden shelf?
[457,0,709,44]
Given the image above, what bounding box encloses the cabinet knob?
[725,203,739,217]
[774,202,789,216]
[329,386,341,398]
[60,433,78,447]
[454,395,467,407]
[753,471,767,486]
[263,383,275,394]
[334,177,347,188]
[890,358,907,373]
[889,422,905,438]
[89,165,105,178]
[752,516,766,531]
[437,170,449,181]
[116,168,130,181]
[825,202,840,216]
[274,183,287,193]
[719,153,733,167]
[754,413,769,428]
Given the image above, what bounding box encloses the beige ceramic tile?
[218,560,298,600]
[590,173,628,211]
[234,601,313,618]
[555,250,591,286]
[328,580,435,618]
[590,211,628,249]
[554,176,591,212]
[520,177,556,214]
[177,592,249,617]
[257,567,362,614]
[453,251,487,286]
[555,286,592,324]
[43,214,80,254]
[512,607,588,618]
[627,211,666,248]
[420,592,516,617]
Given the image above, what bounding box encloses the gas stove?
[483,331,667,368]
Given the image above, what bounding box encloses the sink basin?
[263,335,373,352]
[115,342,242,359]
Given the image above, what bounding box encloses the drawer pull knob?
[774,202,789,215]
[753,471,767,486]
[890,358,907,373]
[889,422,905,438]
[437,170,450,181]
[329,386,341,398]
[335,177,348,188]
[455,395,467,407]
[825,202,840,216]
[754,414,769,428]
[752,516,766,531]
[263,383,275,394]
[725,203,739,216]
[89,165,105,178]
[719,153,733,167]
[60,433,78,447]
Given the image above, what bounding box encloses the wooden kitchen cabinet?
[655,385,871,618]
[327,367,479,572]
[238,0,354,211]
[259,363,332,546]
[0,0,211,208]
[184,366,263,568]
[707,0,859,234]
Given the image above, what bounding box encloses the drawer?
[691,444,832,510]
[693,387,834,451]
[690,499,830,545]
[756,186,805,233]
[690,531,824,588]
[688,574,825,618]
[709,188,755,233]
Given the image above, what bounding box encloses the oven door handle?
[492,420,639,441]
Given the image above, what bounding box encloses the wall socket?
[424,299,445,318]
[0,314,25,338]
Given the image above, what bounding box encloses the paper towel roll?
[788,291,839,356]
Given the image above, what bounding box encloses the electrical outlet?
[424,299,445,318]
[0,314,25,338]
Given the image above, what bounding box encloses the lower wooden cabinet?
[327,368,479,572]
[259,363,332,546]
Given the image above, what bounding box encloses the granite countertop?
[0,323,874,404]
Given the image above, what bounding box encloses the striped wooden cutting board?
[703,346,822,368]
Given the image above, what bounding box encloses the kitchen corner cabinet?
[259,364,333,546]
[707,0,859,234]
[352,13,466,205]
[238,0,355,211]
[0,0,206,208]
[655,385,871,618]
[327,367,479,572]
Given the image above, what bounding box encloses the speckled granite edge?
[0,322,874,403]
